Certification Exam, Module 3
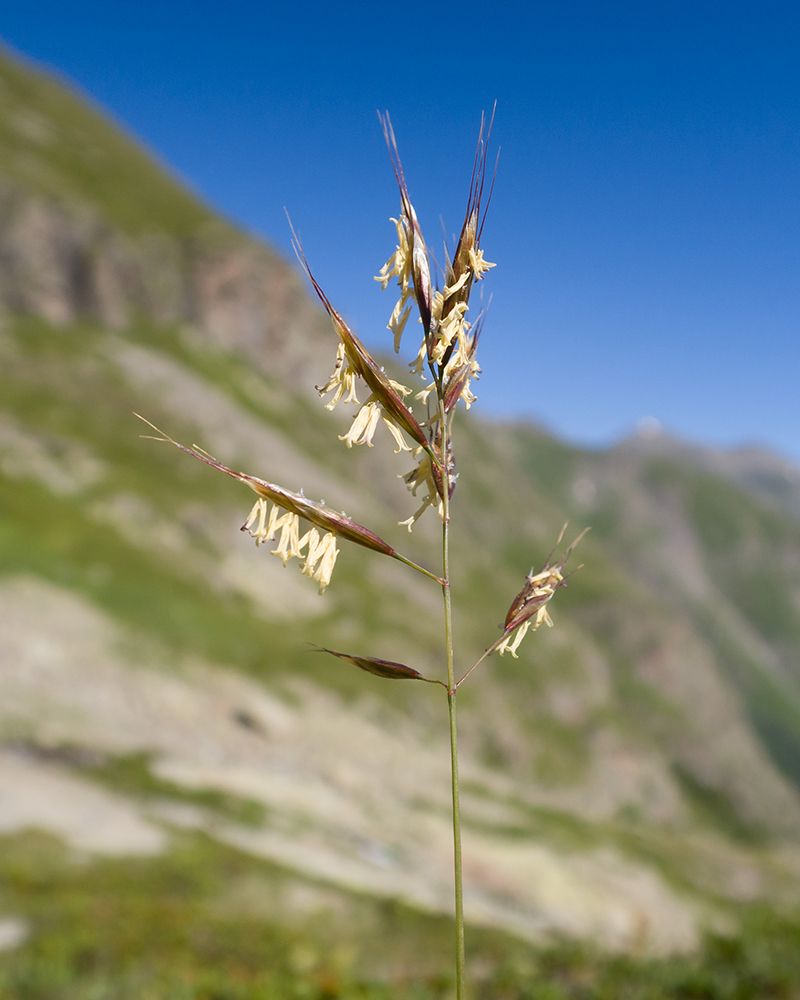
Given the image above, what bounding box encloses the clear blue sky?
[2,1,799,461]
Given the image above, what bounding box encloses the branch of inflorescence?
[393,551,445,586]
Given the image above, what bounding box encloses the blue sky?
[2,1,799,460]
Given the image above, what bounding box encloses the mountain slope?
[2,41,800,991]
[0,44,331,386]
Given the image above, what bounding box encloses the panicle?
[294,112,496,532]
[375,111,496,417]
[291,232,429,457]
[496,527,588,657]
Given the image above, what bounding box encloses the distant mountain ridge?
[2,41,800,970]
[616,426,800,524]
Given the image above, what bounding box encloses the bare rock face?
[0,178,331,388]
[188,232,332,386]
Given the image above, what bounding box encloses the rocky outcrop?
[0,179,331,387]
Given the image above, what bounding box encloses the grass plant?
[140,113,585,998]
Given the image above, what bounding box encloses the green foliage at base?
[2,830,800,1000]
[0,830,469,999]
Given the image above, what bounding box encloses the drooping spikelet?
[497,527,589,657]
[135,416,402,594]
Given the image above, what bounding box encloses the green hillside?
[2,42,800,999]
[0,44,216,237]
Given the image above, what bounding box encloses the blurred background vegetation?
[2,45,800,997]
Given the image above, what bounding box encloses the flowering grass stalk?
[141,111,584,999]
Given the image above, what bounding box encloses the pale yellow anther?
[388,378,412,398]
[339,401,382,448]
[497,601,555,658]
[244,498,288,546]
[388,290,413,352]
[409,342,427,377]
[397,448,441,530]
[443,272,469,298]
[382,416,412,453]
[375,217,412,291]
[244,506,340,594]
[317,343,360,412]
[376,217,417,350]
[468,247,496,278]
[271,514,302,566]
[312,532,339,593]
[299,528,322,575]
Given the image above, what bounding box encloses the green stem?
[448,688,465,998]
[440,408,465,1000]
[392,551,445,585]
